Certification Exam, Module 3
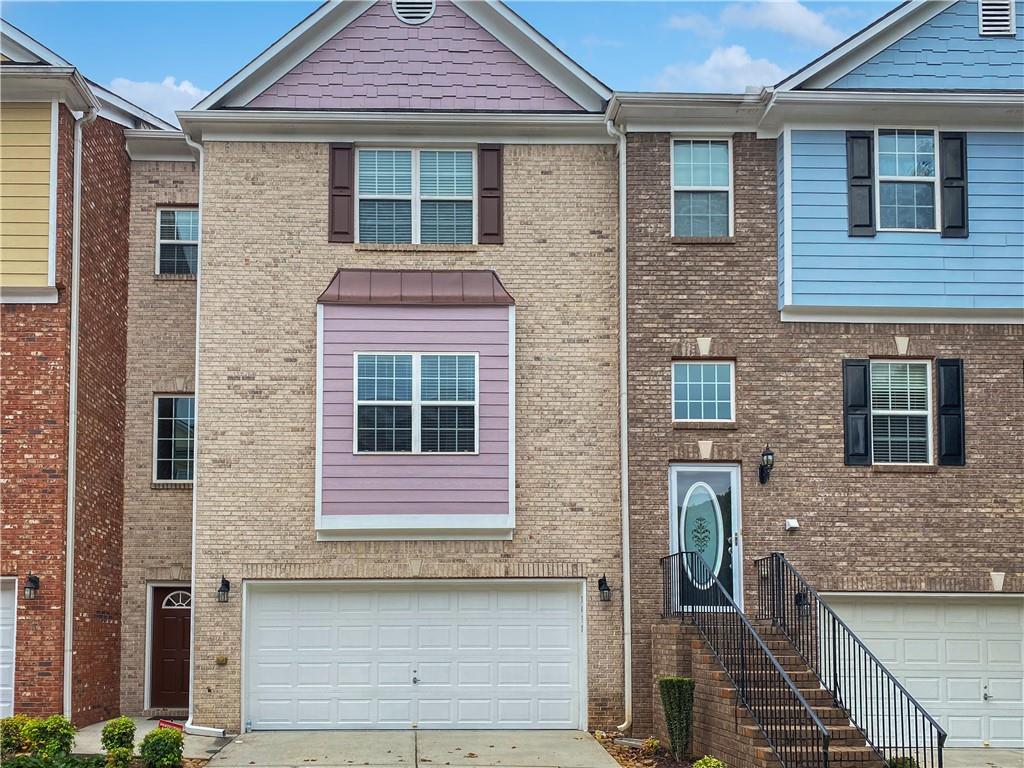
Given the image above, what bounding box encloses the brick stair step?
[740,724,867,748]
[711,668,818,684]
[748,705,852,724]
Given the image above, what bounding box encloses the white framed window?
[354,352,478,454]
[156,208,199,275]
[876,129,939,232]
[671,138,733,237]
[672,361,735,422]
[356,149,475,244]
[870,360,932,465]
[153,395,195,482]
[979,0,1016,35]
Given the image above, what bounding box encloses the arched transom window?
[161,590,191,609]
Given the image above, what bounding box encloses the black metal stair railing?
[756,552,947,768]
[662,551,832,768]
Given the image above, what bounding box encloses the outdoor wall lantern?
[597,575,612,602]
[217,576,231,603]
[795,589,811,618]
[24,573,40,600]
[759,444,775,485]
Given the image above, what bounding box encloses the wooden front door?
[151,587,191,708]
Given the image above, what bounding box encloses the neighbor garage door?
[828,595,1023,748]
[245,581,584,730]
[0,580,14,717]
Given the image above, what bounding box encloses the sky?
[1,0,901,124]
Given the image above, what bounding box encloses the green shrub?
[105,746,134,768]
[139,727,183,768]
[692,758,726,768]
[1,713,34,757]
[658,675,695,761]
[886,758,919,768]
[100,717,136,753]
[24,714,76,760]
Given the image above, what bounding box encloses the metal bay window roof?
[317,268,515,306]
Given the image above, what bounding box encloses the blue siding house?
[766,0,1024,322]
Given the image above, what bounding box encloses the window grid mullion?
[412,150,421,245]
[412,354,422,452]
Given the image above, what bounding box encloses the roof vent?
[393,0,435,25]
[979,0,1015,35]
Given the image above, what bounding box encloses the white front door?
[827,595,1024,748]
[669,464,743,606]
[0,579,15,717]
[244,581,585,730]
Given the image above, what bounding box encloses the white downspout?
[181,133,224,739]
[63,103,98,720]
[606,115,632,735]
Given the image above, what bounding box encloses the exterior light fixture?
[759,444,775,485]
[24,573,40,600]
[217,576,231,603]
[597,575,612,602]
[795,589,811,618]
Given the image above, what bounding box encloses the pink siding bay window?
[317,303,513,538]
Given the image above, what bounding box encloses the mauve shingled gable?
[247,0,585,111]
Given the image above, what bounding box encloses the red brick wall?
[625,132,1024,735]
[0,105,75,718]
[68,115,130,724]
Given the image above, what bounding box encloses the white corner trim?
[783,127,793,307]
[508,305,516,534]
[314,304,324,532]
[780,305,1024,325]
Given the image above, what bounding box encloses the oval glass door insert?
[680,481,724,587]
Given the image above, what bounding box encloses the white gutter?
[63,102,98,719]
[606,114,632,735]
[180,134,225,739]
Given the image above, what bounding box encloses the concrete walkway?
[208,730,619,768]
[74,717,231,760]
[942,749,1024,768]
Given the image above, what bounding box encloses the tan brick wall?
[192,141,623,732]
[626,132,1024,735]
[120,159,198,715]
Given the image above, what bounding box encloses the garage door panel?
[828,595,1023,749]
[246,582,583,730]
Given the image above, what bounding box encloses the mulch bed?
[594,731,690,768]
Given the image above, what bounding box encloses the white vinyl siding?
[357,149,474,244]
[870,361,931,465]
[876,129,938,232]
[672,139,733,237]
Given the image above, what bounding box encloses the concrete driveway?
[208,730,619,768]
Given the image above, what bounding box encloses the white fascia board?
[453,0,610,112]
[177,110,615,144]
[0,67,98,112]
[774,0,956,92]
[125,130,197,162]
[757,91,1024,137]
[1,19,72,65]
[780,305,1024,325]
[193,0,374,109]
[87,80,176,131]
[609,91,767,133]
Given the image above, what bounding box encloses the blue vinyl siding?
[786,130,1024,310]
[777,136,786,309]
[830,0,1024,90]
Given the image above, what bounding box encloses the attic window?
[979,0,1015,35]
[393,0,435,25]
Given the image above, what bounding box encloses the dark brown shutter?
[846,131,876,237]
[936,359,966,465]
[940,132,969,239]
[328,143,354,243]
[478,144,503,244]
[843,359,872,465]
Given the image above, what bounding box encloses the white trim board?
[780,305,1024,325]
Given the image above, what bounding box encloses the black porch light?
[217,576,231,603]
[795,589,811,618]
[597,575,612,602]
[759,444,775,485]
[24,573,40,600]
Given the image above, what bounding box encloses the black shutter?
[940,132,969,239]
[478,144,503,244]
[846,131,876,237]
[936,359,966,465]
[843,359,872,465]
[328,143,354,243]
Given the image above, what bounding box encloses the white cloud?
[653,45,785,92]
[665,12,722,40]
[720,0,845,47]
[107,76,209,126]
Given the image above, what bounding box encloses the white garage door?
[245,581,585,730]
[828,595,1023,748]
[0,579,15,718]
